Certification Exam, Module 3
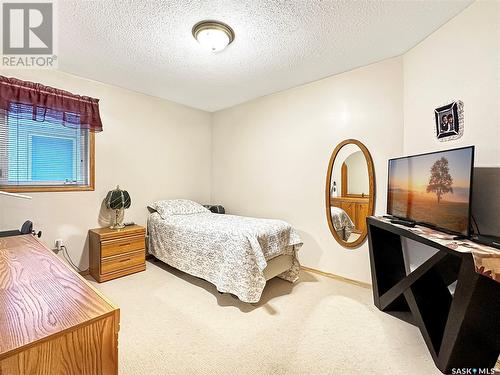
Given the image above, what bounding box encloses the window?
[0,103,94,192]
[0,75,102,191]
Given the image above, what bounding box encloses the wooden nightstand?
[89,225,146,282]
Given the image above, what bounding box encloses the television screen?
[387,146,474,236]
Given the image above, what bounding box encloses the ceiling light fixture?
[192,20,235,53]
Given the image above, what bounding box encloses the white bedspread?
[147,212,303,303]
[330,206,355,240]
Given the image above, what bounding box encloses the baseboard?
[300,266,371,289]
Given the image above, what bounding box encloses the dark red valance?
[0,75,103,132]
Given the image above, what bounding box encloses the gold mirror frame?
[325,139,375,248]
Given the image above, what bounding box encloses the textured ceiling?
[58,0,472,112]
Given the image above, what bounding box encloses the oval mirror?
[325,139,375,248]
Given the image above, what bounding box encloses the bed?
[330,206,355,241]
[147,200,303,303]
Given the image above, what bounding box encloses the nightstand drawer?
[89,224,146,282]
[102,236,145,257]
[101,250,145,275]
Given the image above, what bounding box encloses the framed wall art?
[434,101,464,142]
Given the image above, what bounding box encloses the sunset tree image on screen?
[426,157,453,204]
[388,147,473,235]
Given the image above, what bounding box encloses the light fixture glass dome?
[192,21,234,53]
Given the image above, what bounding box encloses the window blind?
[0,103,90,187]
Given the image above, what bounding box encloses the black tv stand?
[390,218,416,227]
[452,234,470,241]
[367,217,499,374]
[473,234,500,250]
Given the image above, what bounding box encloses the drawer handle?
[118,243,130,247]
[119,258,131,262]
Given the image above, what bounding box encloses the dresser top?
[89,224,145,240]
[331,196,370,203]
[0,235,118,359]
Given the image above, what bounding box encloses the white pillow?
[150,199,209,218]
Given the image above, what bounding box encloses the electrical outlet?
[55,239,63,251]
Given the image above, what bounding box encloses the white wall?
[345,151,369,196]
[403,0,499,167]
[211,57,404,283]
[0,69,212,269]
[331,143,363,196]
[1,0,496,285]
[402,0,500,271]
[211,0,499,284]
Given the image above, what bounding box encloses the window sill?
[0,185,95,193]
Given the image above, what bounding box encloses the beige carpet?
[87,260,442,375]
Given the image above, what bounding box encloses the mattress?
[148,212,303,303]
[330,206,355,240]
[263,253,294,281]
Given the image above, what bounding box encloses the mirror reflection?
[326,139,374,248]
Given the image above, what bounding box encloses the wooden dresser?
[331,196,370,233]
[89,225,146,282]
[0,235,119,375]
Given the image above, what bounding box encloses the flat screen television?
[387,146,474,236]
